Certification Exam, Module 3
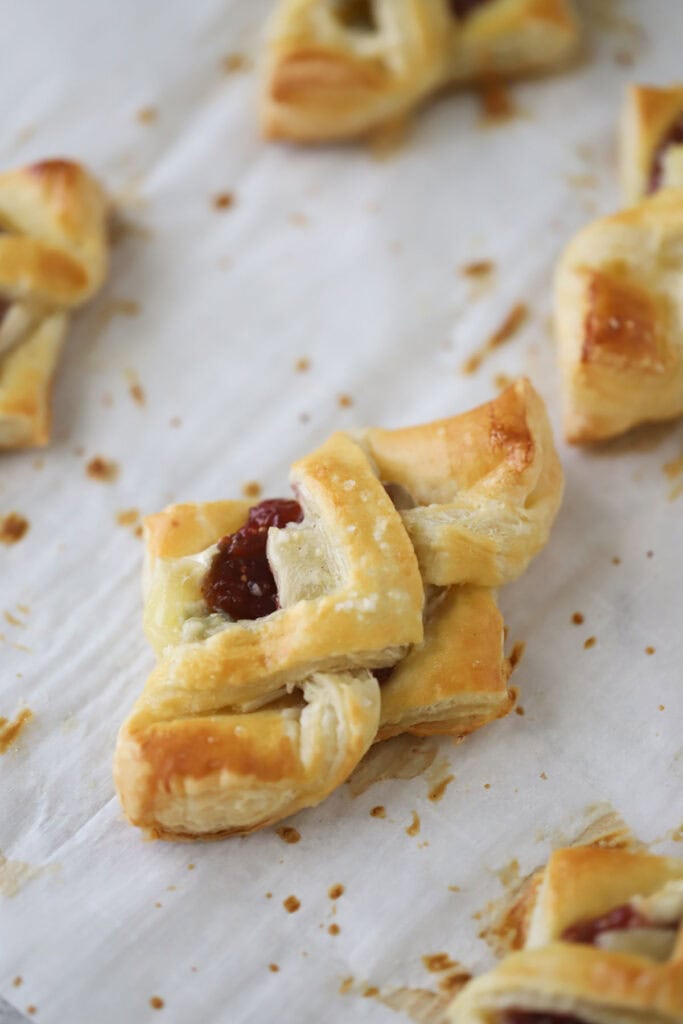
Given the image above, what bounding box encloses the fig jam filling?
[561,903,662,945]
[648,111,683,193]
[500,1014,587,1024]
[449,0,491,19]
[202,499,302,621]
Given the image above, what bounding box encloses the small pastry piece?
[261,0,580,143]
[555,189,683,443]
[620,83,683,203]
[114,380,562,840]
[448,847,683,1023]
[0,159,108,448]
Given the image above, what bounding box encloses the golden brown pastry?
[621,83,683,203]
[114,379,563,840]
[448,847,683,1023]
[260,0,580,142]
[555,189,683,443]
[0,159,108,448]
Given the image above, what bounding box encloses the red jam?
[501,1014,587,1024]
[449,0,490,18]
[560,903,648,945]
[202,499,302,621]
[649,112,683,193]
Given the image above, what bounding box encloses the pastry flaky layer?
[114,379,563,840]
[620,83,683,204]
[260,0,580,142]
[448,847,683,1024]
[0,159,109,449]
[555,188,683,443]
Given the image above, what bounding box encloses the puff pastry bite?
[0,159,108,448]
[260,0,580,142]
[448,846,683,1024]
[555,189,683,443]
[621,83,683,203]
[114,379,562,840]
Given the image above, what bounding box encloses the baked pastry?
[448,846,683,1023]
[260,0,580,142]
[0,159,108,449]
[114,379,563,839]
[621,83,683,203]
[555,189,683,443]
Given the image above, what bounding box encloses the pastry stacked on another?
[0,159,109,448]
[114,379,563,840]
[448,846,683,1023]
[260,0,580,142]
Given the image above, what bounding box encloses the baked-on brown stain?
[0,513,29,545]
[86,456,119,483]
[582,270,668,368]
[462,302,529,374]
[422,953,459,973]
[241,481,262,500]
[584,636,597,650]
[461,259,494,278]
[428,774,454,802]
[406,811,421,836]
[572,612,584,625]
[283,895,300,913]
[370,805,386,818]
[137,106,158,124]
[328,883,345,900]
[213,192,235,210]
[276,826,301,845]
[0,709,33,753]
[149,996,164,1010]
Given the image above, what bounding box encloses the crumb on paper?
[339,977,354,995]
[647,550,654,558]
[283,895,300,913]
[136,106,158,124]
[572,612,584,625]
[0,513,29,545]
[242,481,262,500]
[448,885,461,893]
[493,373,513,391]
[645,646,655,655]
[583,636,597,650]
[508,641,526,672]
[540,772,548,780]
[221,52,252,74]
[338,393,353,408]
[612,556,621,565]
[370,805,386,818]
[269,963,280,972]
[13,977,22,987]
[0,708,33,754]
[328,924,340,936]
[328,884,345,900]
[276,826,300,845]
[4,610,25,628]
[93,299,141,339]
[515,707,525,717]
[32,457,44,470]
[170,416,182,429]
[406,811,421,836]
[461,259,494,279]
[298,412,310,424]
[116,508,140,535]
[187,863,195,871]
[26,1007,36,1016]
[149,996,164,1010]
[86,456,119,483]
[295,357,311,373]
[213,192,235,211]
[462,302,529,374]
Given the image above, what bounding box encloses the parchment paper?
[1,1,682,1022]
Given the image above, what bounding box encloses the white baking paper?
[1,1,682,1022]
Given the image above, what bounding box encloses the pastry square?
[260,0,580,142]
[115,381,562,839]
[555,189,683,442]
[449,847,683,1023]
[0,159,108,448]
[621,83,683,204]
